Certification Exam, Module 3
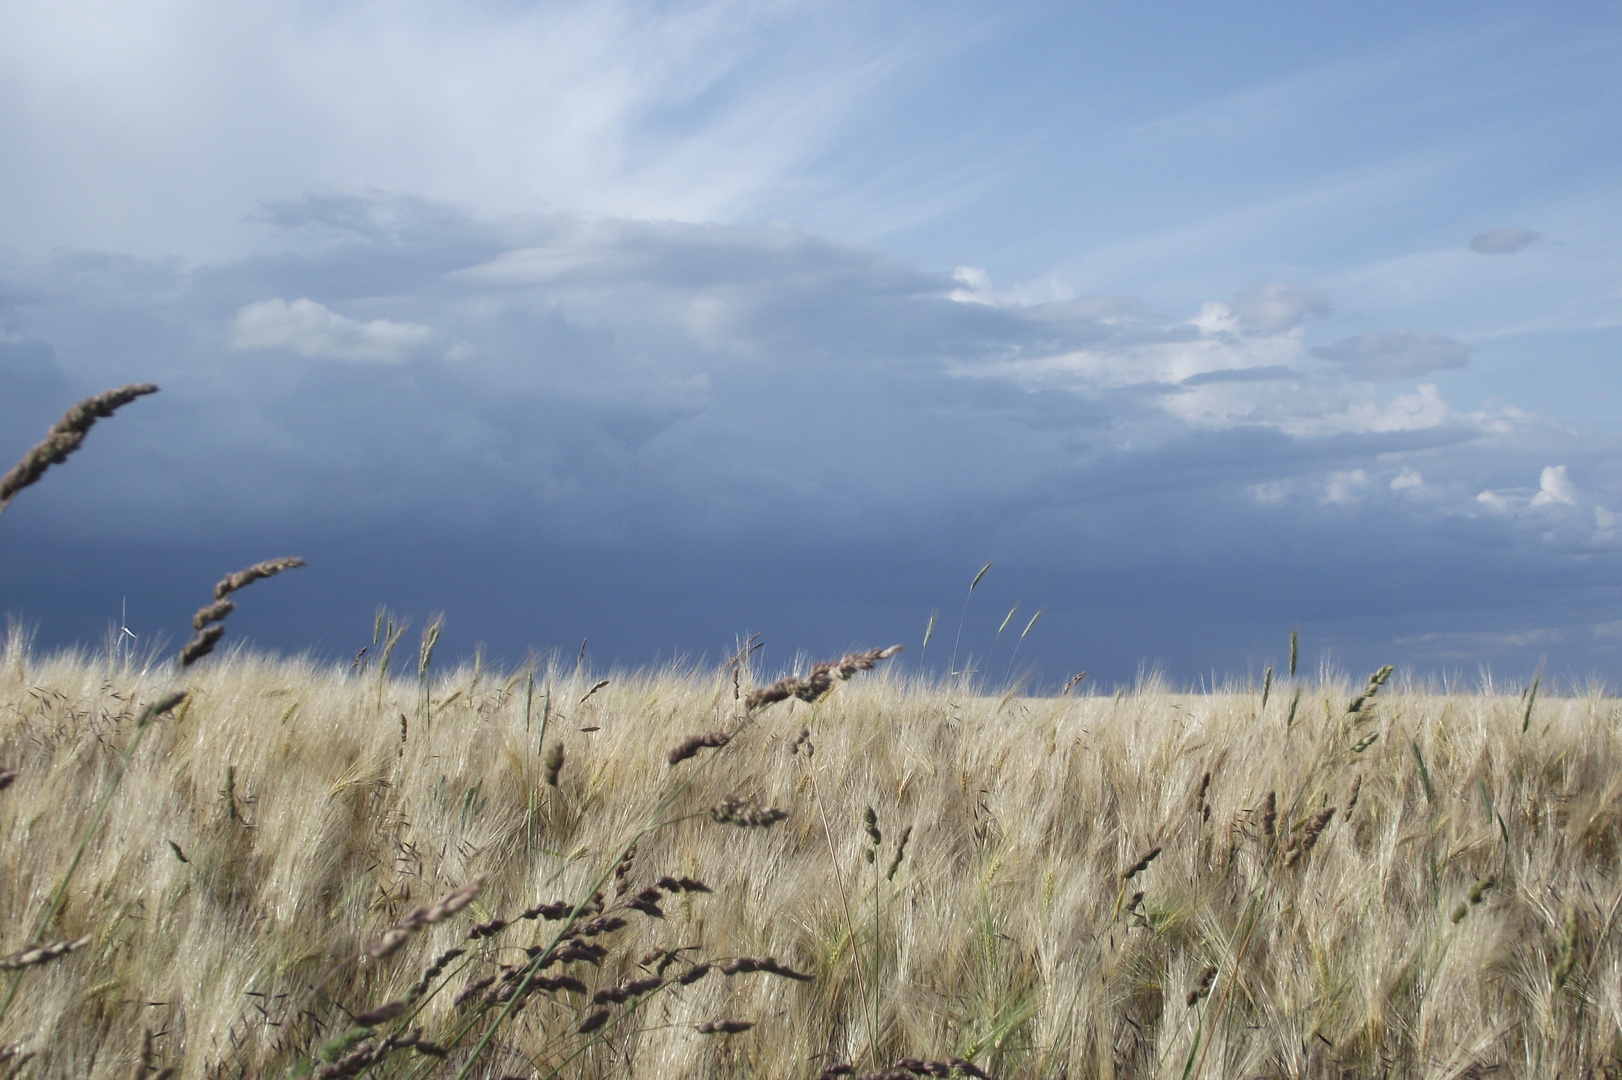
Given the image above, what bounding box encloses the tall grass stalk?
[947,560,992,679]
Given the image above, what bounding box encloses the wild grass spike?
[0,384,159,517]
[745,645,902,710]
[180,558,306,667]
[366,877,486,959]
[668,731,729,765]
[1123,846,1161,881]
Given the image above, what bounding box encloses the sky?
[2,0,1621,689]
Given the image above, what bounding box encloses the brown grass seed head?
[0,384,159,511]
[1283,807,1336,868]
[1186,964,1218,1006]
[668,730,729,765]
[181,558,306,666]
[353,1001,409,1026]
[367,876,487,958]
[213,557,307,601]
[1123,846,1161,881]
[711,795,789,827]
[179,625,226,668]
[135,690,189,729]
[887,825,913,881]
[697,1020,755,1034]
[745,645,902,710]
[192,599,235,630]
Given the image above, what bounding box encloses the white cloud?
[1530,464,1579,507]
[956,294,1308,397]
[1475,466,1604,532]
[1470,227,1540,254]
[1390,467,1424,492]
[949,287,1482,440]
[1294,382,1455,437]
[231,298,430,362]
[1322,469,1369,505]
[949,266,995,303]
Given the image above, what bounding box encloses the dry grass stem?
[0,936,90,971]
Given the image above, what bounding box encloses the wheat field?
[3,626,1620,1079]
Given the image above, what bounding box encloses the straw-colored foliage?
[4,633,1622,1079]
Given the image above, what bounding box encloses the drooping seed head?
[213,557,306,601]
[1123,846,1162,882]
[696,1019,755,1034]
[745,645,903,710]
[668,731,729,765]
[0,384,159,513]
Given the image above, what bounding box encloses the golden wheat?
[3,645,1619,1077]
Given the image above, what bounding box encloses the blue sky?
[2,1,1620,687]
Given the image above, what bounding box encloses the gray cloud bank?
[2,193,1618,685]
[1312,332,1469,381]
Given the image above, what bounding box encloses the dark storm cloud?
[2,194,1618,685]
